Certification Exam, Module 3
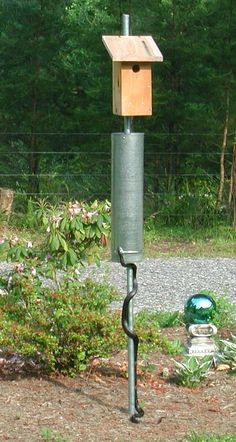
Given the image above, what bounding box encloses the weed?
[166,338,184,355]
[153,310,183,328]
[40,427,70,442]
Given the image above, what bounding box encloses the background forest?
[0,0,235,228]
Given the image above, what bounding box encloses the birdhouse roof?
[102,35,163,62]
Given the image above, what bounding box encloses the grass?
[136,309,183,328]
[144,224,236,257]
[183,433,236,442]
[42,431,236,442]
[136,434,236,442]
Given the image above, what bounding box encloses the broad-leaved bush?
[0,268,123,375]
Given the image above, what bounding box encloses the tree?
[0,0,72,193]
[0,0,235,224]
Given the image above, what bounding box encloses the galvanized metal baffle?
[111,14,144,418]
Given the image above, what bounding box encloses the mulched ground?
[0,327,236,442]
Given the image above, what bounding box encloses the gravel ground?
[1,258,235,313]
[78,257,236,312]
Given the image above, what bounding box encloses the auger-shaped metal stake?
[118,246,144,423]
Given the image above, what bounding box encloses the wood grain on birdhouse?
[113,62,152,116]
[102,35,163,116]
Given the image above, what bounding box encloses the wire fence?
[0,132,234,206]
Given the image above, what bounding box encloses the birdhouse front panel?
[113,62,152,116]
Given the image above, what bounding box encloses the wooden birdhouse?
[102,35,163,116]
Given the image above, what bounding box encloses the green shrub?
[0,265,188,374]
[0,271,123,375]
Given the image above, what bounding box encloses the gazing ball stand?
[184,294,218,357]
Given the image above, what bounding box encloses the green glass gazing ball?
[184,294,216,325]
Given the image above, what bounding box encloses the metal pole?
[122,13,135,416]
[122,14,132,135]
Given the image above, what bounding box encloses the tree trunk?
[0,188,14,217]
[217,88,230,207]
[233,155,236,230]
[229,120,236,206]
[230,124,236,229]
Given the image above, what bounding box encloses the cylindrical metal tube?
[111,132,144,263]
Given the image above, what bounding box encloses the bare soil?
[0,327,236,442]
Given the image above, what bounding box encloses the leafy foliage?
[174,356,213,388]
[0,198,111,268]
[36,198,111,267]
[0,271,123,375]
[219,335,236,372]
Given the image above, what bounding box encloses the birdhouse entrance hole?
[132,64,140,73]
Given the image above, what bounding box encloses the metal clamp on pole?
[118,247,144,423]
